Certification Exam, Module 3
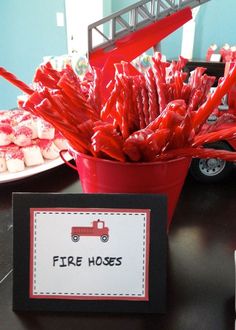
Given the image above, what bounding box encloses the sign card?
[13,193,167,313]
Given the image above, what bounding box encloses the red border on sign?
[29,208,150,301]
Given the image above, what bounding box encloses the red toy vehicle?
[190,64,236,183]
[71,220,109,242]
[88,1,235,183]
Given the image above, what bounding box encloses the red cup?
[61,148,191,229]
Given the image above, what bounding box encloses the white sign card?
[13,193,167,313]
[30,208,150,301]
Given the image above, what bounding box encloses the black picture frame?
[13,193,167,313]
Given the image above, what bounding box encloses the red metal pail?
[62,149,191,229]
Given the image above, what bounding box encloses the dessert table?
[0,163,235,330]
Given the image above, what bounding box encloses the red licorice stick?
[158,109,180,130]
[91,125,125,162]
[156,147,236,162]
[20,91,48,123]
[117,95,129,139]
[133,77,146,129]
[0,67,34,95]
[189,67,207,90]
[159,100,185,129]
[77,120,95,144]
[175,56,188,72]
[100,80,122,121]
[107,76,124,130]
[165,84,174,103]
[120,61,130,75]
[166,125,186,149]
[173,72,183,99]
[203,113,236,134]
[58,74,97,118]
[147,110,166,131]
[26,87,78,130]
[166,60,181,84]
[193,64,236,129]
[146,128,170,160]
[145,68,159,121]
[49,84,93,124]
[39,61,63,81]
[152,61,167,113]
[180,113,195,143]
[33,67,58,89]
[59,66,85,96]
[122,75,139,134]
[53,92,92,124]
[139,76,149,126]
[188,89,204,112]
[201,75,215,101]
[44,90,87,127]
[130,77,141,131]
[32,97,93,154]
[88,67,102,114]
[123,129,153,162]
[192,125,236,147]
[118,75,131,137]
[152,54,168,83]
[181,84,191,104]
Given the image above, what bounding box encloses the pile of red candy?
[2,53,236,163]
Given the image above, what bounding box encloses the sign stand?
[13,193,167,313]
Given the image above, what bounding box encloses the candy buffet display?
[1,53,236,168]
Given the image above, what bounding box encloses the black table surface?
[0,163,235,330]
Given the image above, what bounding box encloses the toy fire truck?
[71,220,109,242]
[190,62,236,182]
[88,0,235,183]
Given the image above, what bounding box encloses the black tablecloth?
[0,163,235,330]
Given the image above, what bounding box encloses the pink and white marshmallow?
[12,126,33,147]
[0,150,7,172]
[18,118,38,139]
[37,119,55,140]
[0,124,13,146]
[37,139,60,160]
[5,149,25,173]
[0,111,12,125]
[22,144,44,167]
[53,132,68,150]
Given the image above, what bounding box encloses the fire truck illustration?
[71,220,109,242]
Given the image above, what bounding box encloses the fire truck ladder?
[88,0,210,54]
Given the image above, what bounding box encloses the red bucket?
[61,149,191,229]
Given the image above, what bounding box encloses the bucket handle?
[59,149,78,171]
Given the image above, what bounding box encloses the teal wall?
[0,0,67,109]
[194,0,236,59]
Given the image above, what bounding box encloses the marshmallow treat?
[5,149,25,173]
[53,132,68,150]
[0,151,7,172]
[22,144,44,167]
[0,124,13,146]
[37,119,55,139]
[12,126,33,147]
[37,139,60,160]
